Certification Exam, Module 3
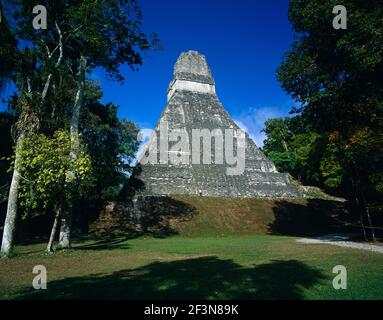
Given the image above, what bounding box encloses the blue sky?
[2,0,295,147]
[95,0,295,147]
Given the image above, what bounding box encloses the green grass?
[0,235,382,300]
[94,196,349,237]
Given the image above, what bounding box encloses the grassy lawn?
[0,235,382,300]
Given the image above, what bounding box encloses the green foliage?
[17,130,91,216]
[4,0,160,137]
[79,81,140,203]
[274,0,383,204]
[320,157,343,188]
[13,0,160,82]
[0,112,15,187]
[63,0,160,81]
[1,0,152,223]
[262,117,324,186]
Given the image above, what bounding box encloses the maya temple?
[132,50,301,199]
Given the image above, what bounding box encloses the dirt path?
[297,234,383,254]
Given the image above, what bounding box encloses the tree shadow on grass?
[89,196,198,239]
[73,234,137,251]
[17,257,326,300]
[138,196,198,238]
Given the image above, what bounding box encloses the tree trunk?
[364,199,376,242]
[58,56,87,248]
[46,204,61,253]
[1,135,24,257]
[354,169,377,242]
[282,139,289,152]
[1,21,62,256]
[360,213,368,242]
[58,203,72,249]
[357,174,376,242]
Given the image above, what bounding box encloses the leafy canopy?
[274,0,383,202]
[17,130,92,215]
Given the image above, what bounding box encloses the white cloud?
[233,106,285,148]
[134,127,154,165]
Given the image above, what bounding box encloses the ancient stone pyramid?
[134,50,301,198]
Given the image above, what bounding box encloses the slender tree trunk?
[46,204,61,253]
[282,139,289,152]
[351,173,370,241]
[362,196,376,242]
[1,21,63,256]
[360,214,368,242]
[58,56,87,248]
[58,203,72,248]
[1,135,24,257]
[354,170,377,242]
[365,207,376,242]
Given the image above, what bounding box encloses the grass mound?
[166,196,346,237]
[91,196,350,237]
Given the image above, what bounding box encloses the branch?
[49,45,59,59]
[54,21,63,68]
[19,173,34,184]
[65,61,73,74]
[40,38,51,57]
[40,21,64,105]
[40,40,58,60]
[26,77,32,94]
[65,24,84,35]
[41,75,52,104]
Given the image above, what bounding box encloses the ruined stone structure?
[133,50,301,198]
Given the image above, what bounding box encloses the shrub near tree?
[15,130,92,253]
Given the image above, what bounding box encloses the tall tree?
[68,80,140,234]
[276,0,383,238]
[0,0,65,256]
[1,0,159,255]
[51,0,159,247]
[80,83,140,205]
